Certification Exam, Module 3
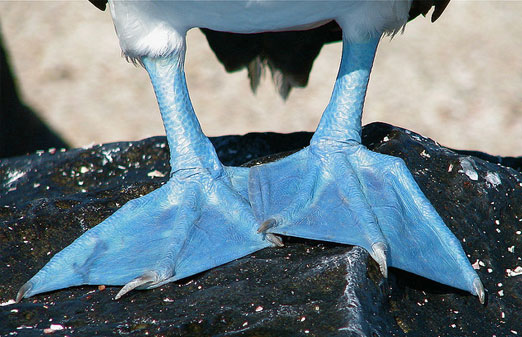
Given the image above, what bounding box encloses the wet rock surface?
[1,122,520,336]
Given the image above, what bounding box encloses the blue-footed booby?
[17,0,485,304]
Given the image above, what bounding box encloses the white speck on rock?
[101,148,119,164]
[49,324,64,331]
[420,150,431,158]
[506,266,522,277]
[5,170,26,187]
[44,324,64,334]
[411,134,422,141]
[508,246,515,253]
[498,290,504,296]
[448,164,454,172]
[0,299,16,306]
[16,325,34,330]
[383,136,390,142]
[472,260,480,270]
[458,158,478,181]
[147,170,166,178]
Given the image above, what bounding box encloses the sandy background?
[1,1,521,156]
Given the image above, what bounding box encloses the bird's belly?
[176,1,342,33]
[109,0,410,58]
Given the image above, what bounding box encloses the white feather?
[108,0,412,60]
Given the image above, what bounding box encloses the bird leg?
[16,49,272,301]
[249,35,485,303]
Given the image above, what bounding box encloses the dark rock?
[0,122,520,336]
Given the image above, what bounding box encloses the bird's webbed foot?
[17,166,271,301]
[249,139,484,301]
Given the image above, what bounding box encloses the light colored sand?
[1,1,521,156]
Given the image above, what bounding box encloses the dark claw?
[266,233,284,247]
[115,271,159,300]
[474,278,486,304]
[369,242,388,278]
[16,281,33,303]
[257,218,276,233]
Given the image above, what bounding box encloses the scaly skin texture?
[17,51,271,301]
[250,37,483,300]
[17,37,484,303]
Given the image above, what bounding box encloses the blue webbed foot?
[17,166,271,301]
[249,140,485,303]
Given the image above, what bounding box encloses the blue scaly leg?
[249,36,485,303]
[16,50,274,301]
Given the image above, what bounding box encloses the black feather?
[201,22,341,98]
[203,0,451,97]
[88,0,107,11]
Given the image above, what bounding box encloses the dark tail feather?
[201,22,342,99]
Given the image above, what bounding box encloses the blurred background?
[1,1,521,156]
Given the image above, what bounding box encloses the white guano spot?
[5,170,26,187]
[485,172,501,188]
[458,158,478,181]
[420,150,431,158]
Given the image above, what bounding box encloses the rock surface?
[0,123,520,336]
